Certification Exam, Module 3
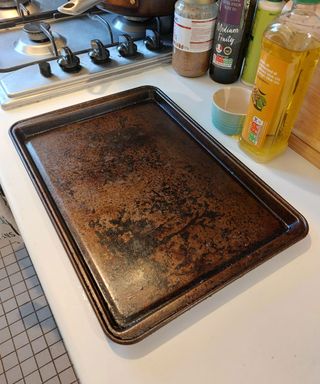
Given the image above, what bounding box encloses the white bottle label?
[173,14,216,53]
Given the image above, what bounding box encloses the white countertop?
[1,65,320,384]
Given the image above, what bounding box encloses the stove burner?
[23,22,51,42]
[112,16,157,39]
[15,22,66,56]
[112,15,173,40]
[0,0,28,9]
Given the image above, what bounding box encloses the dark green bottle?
[209,0,257,84]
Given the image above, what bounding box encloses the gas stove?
[0,2,173,109]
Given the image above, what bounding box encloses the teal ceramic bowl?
[212,86,251,136]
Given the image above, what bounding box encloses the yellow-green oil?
[239,30,320,162]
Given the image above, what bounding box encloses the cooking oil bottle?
[241,0,285,86]
[239,0,320,162]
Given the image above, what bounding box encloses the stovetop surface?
[0,2,173,109]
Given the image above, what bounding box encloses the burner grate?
[0,0,29,9]
[0,0,66,24]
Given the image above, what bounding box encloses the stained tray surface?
[10,86,308,343]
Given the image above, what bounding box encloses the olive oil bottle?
[239,0,320,162]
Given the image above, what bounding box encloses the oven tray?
[10,86,308,344]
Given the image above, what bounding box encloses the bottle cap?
[295,0,320,3]
[184,0,214,4]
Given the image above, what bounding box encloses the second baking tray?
[10,86,308,344]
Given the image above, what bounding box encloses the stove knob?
[89,39,110,64]
[38,61,52,78]
[57,47,81,73]
[117,34,137,58]
[144,29,163,51]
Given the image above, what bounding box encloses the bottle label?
[212,0,246,70]
[173,14,216,53]
[241,49,290,148]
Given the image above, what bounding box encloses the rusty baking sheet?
[10,86,308,344]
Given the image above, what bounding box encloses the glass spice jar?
[172,0,218,77]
